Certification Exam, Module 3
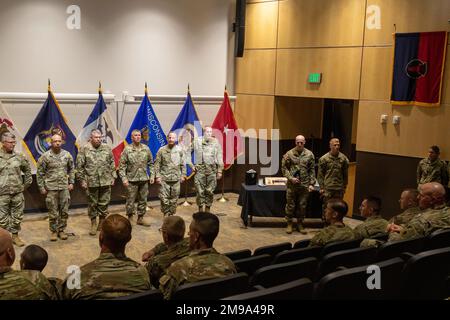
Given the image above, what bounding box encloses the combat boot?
[12,233,25,247]
[58,230,68,240]
[127,214,134,222]
[137,216,151,227]
[97,217,105,231]
[50,232,58,241]
[296,222,307,235]
[286,222,293,234]
[89,218,97,236]
[205,206,211,213]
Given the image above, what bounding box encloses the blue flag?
[170,91,202,179]
[23,89,78,164]
[125,92,167,159]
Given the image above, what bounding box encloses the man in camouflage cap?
[77,129,117,236]
[62,214,151,299]
[159,212,236,300]
[142,215,191,287]
[118,129,153,227]
[281,134,316,234]
[0,132,32,247]
[416,145,448,187]
[317,138,349,217]
[353,196,388,239]
[154,132,186,216]
[192,126,223,213]
[309,199,355,247]
[0,227,56,300]
[37,134,75,241]
[388,188,422,225]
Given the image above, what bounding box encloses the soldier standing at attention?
[192,126,223,213]
[417,145,448,187]
[281,135,316,234]
[118,129,153,227]
[76,129,117,236]
[37,134,75,242]
[0,132,32,247]
[154,132,186,216]
[317,138,349,216]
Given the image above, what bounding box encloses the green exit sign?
[308,73,322,84]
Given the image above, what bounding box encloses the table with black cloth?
[237,183,323,227]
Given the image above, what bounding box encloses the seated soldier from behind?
[0,228,56,300]
[62,214,151,299]
[308,199,355,247]
[388,188,421,225]
[159,212,237,300]
[20,244,48,272]
[353,196,388,239]
[142,216,191,287]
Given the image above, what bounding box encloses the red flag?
[211,90,243,170]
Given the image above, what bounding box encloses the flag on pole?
[23,81,78,165]
[212,89,243,170]
[170,87,202,179]
[125,83,167,159]
[77,84,125,166]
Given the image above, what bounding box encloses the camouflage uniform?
[0,148,32,233]
[192,137,223,208]
[281,147,316,223]
[416,158,448,186]
[159,247,236,300]
[145,238,191,287]
[0,267,57,300]
[317,152,349,211]
[353,215,389,239]
[118,143,153,218]
[154,145,186,216]
[62,252,151,300]
[76,143,117,220]
[308,223,355,247]
[36,149,75,233]
[388,206,422,225]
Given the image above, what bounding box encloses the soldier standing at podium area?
[281,135,316,234]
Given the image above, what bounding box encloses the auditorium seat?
[222,278,313,300]
[293,239,311,249]
[272,246,322,264]
[234,254,272,276]
[314,257,404,300]
[369,232,389,242]
[114,289,163,300]
[224,249,252,261]
[401,247,450,299]
[172,273,249,300]
[376,236,425,261]
[320,239,362,258]
[253,242,292,257]
[425,229,450,250]
[249,257,318,288]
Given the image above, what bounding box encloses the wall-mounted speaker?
[234,0,246,57]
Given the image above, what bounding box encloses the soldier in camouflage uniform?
[118,129,153,226]
[388,188,422,225]
[192,126,224,212]
[317,138,349,217]
[159,212,236,300]
[309,199,355,247]
[416,145,448,187]
[36,134,75,241]
[281,135,316,234]
[154,132,186,216]
[143,216,191,287]
[62,214,151,299]
[0,132,32,247]
[0,227,57,300]
[77,129,117,235]
[353,196,388,239]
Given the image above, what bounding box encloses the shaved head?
[0,227,15,267]
[99,214,132,254]
[418,182,446,209]
[162,215,186,243]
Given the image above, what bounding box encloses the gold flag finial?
[98,81,102,94]
[145,82,148,94]
[48,79,51,91]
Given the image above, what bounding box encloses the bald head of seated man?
[0,227,15,268]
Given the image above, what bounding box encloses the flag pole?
[181,181,192,206]
[217,173,228,203]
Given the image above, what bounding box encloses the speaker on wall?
[234,0,246,57]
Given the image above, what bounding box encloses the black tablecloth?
[237,183,322,226]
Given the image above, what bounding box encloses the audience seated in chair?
[354,196,388,240]
[388,188,421,225]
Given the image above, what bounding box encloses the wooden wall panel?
[356,100,450,159]
[278,0,365,48]
[247,0,276,3]
[273,96,323,139]
[343,163,356,217]
[364,0,450,46]
[351,101,359,144]
[245,1,278,49]
[235,49,276,95]
[275,47,362,99]
[234,94,275,138]
[360,46,392,101]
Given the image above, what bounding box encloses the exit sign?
[308,73,322,84]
